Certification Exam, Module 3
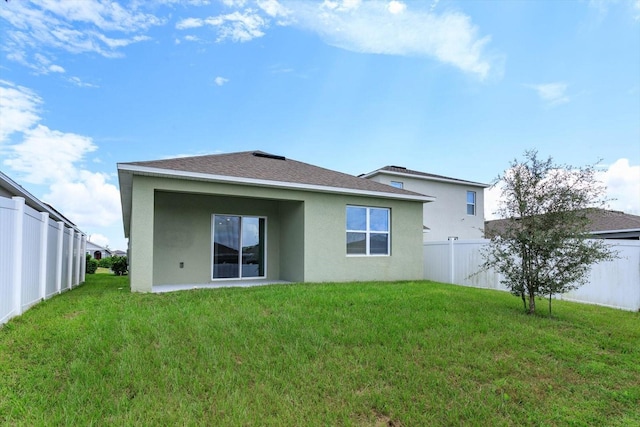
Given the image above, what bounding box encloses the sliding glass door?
[212,215,266,279]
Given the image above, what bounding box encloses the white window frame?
[346,206,391,256]
[466,191,476,216]
[390,181,404,189]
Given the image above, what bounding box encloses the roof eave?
[591,228,640,235]
[362,169,490,188]
[116,164,435,230]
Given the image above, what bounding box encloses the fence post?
[73,231,81,287]
[38,212,49,300]
[55,221,64,294]
[11,197,25,317]
[448,237,457,284]
[67,229,74,290]
[80,234,87,282]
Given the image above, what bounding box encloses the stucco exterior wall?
[302,193,424,282]
[368,175,485,241]
[153,191,284,286]
[128,175,424,291]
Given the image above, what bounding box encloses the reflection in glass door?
[213,215,265,279]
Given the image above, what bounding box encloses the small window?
[390,181,404,189]
[346,206,390,256]
[466,191,476,216]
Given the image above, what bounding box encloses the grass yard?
[1,276,638,425]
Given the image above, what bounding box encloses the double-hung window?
[466,191,476,216]
[346,206,390,256]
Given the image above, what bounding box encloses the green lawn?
[1,276,638,425]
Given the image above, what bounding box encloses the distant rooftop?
[360,165,489,187]
[485,209,640,239]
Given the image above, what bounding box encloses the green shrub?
[98,257,114,269]
[111,256,128,276]
[86,254,98,274]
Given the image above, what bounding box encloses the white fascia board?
[117,164,436,203]
[591,228,640,235]
[363,169,489,188]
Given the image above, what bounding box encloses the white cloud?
[258,0,287,17]
[45,170,122,228]
[214,76,229,86]
[68,76,99,88]
[0,81,42,142]
[526,82,570,106]
[173,1,495,78]
[88,233,110,247]
[207,10,267,42]
[598,158,640,215]
[0,80,122,234]
[291,0,494,79]
[387,1,406,15]
[176,17,204,30]
[4,124,97,185]
[177,10,267,42]
[0,0,164,69]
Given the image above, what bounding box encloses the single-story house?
[117,151,434,293]
[85,241,113,260]
[485,208,640,240]
[361,166,489,241]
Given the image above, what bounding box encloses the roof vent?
[253,151,286,161]
[390,165,406,170]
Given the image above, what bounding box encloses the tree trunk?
[528,291,536,314]
[521,292,527,310]
[548,293,553,317]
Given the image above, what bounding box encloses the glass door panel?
[213,215,240,279]
[241,217,265,278]
[213,215,266,279]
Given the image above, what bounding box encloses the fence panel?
[21,204,43,312]
[45,219,60,298]
[0,197,17,324]
[422,241,451,284]
[561,241,640,310]
[60,228,72,292]
[0,195,86,325]
[424,239,640,311]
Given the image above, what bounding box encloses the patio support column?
[130,177,154,292]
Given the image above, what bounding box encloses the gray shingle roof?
[364,165,489,187]
[485,209,640,238]
[121,151,430,198]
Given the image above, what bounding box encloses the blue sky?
[1,0,639,251]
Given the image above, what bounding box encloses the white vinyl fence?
[1,196,87,325]
[424,239,640,311]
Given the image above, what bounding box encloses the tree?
[111,255,128,276]
[481,150,618,315]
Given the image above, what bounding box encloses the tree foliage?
[86,254,98,274]
[481,151,618,315]
[111,255,128,276]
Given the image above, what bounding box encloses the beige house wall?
[128,175,424,291]
[368,175,485,241]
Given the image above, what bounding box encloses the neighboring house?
[117,151,433,293]
[485,209,640,240]
[361,166,489,241]
[85,241,113,260]
[112,249,127,257]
